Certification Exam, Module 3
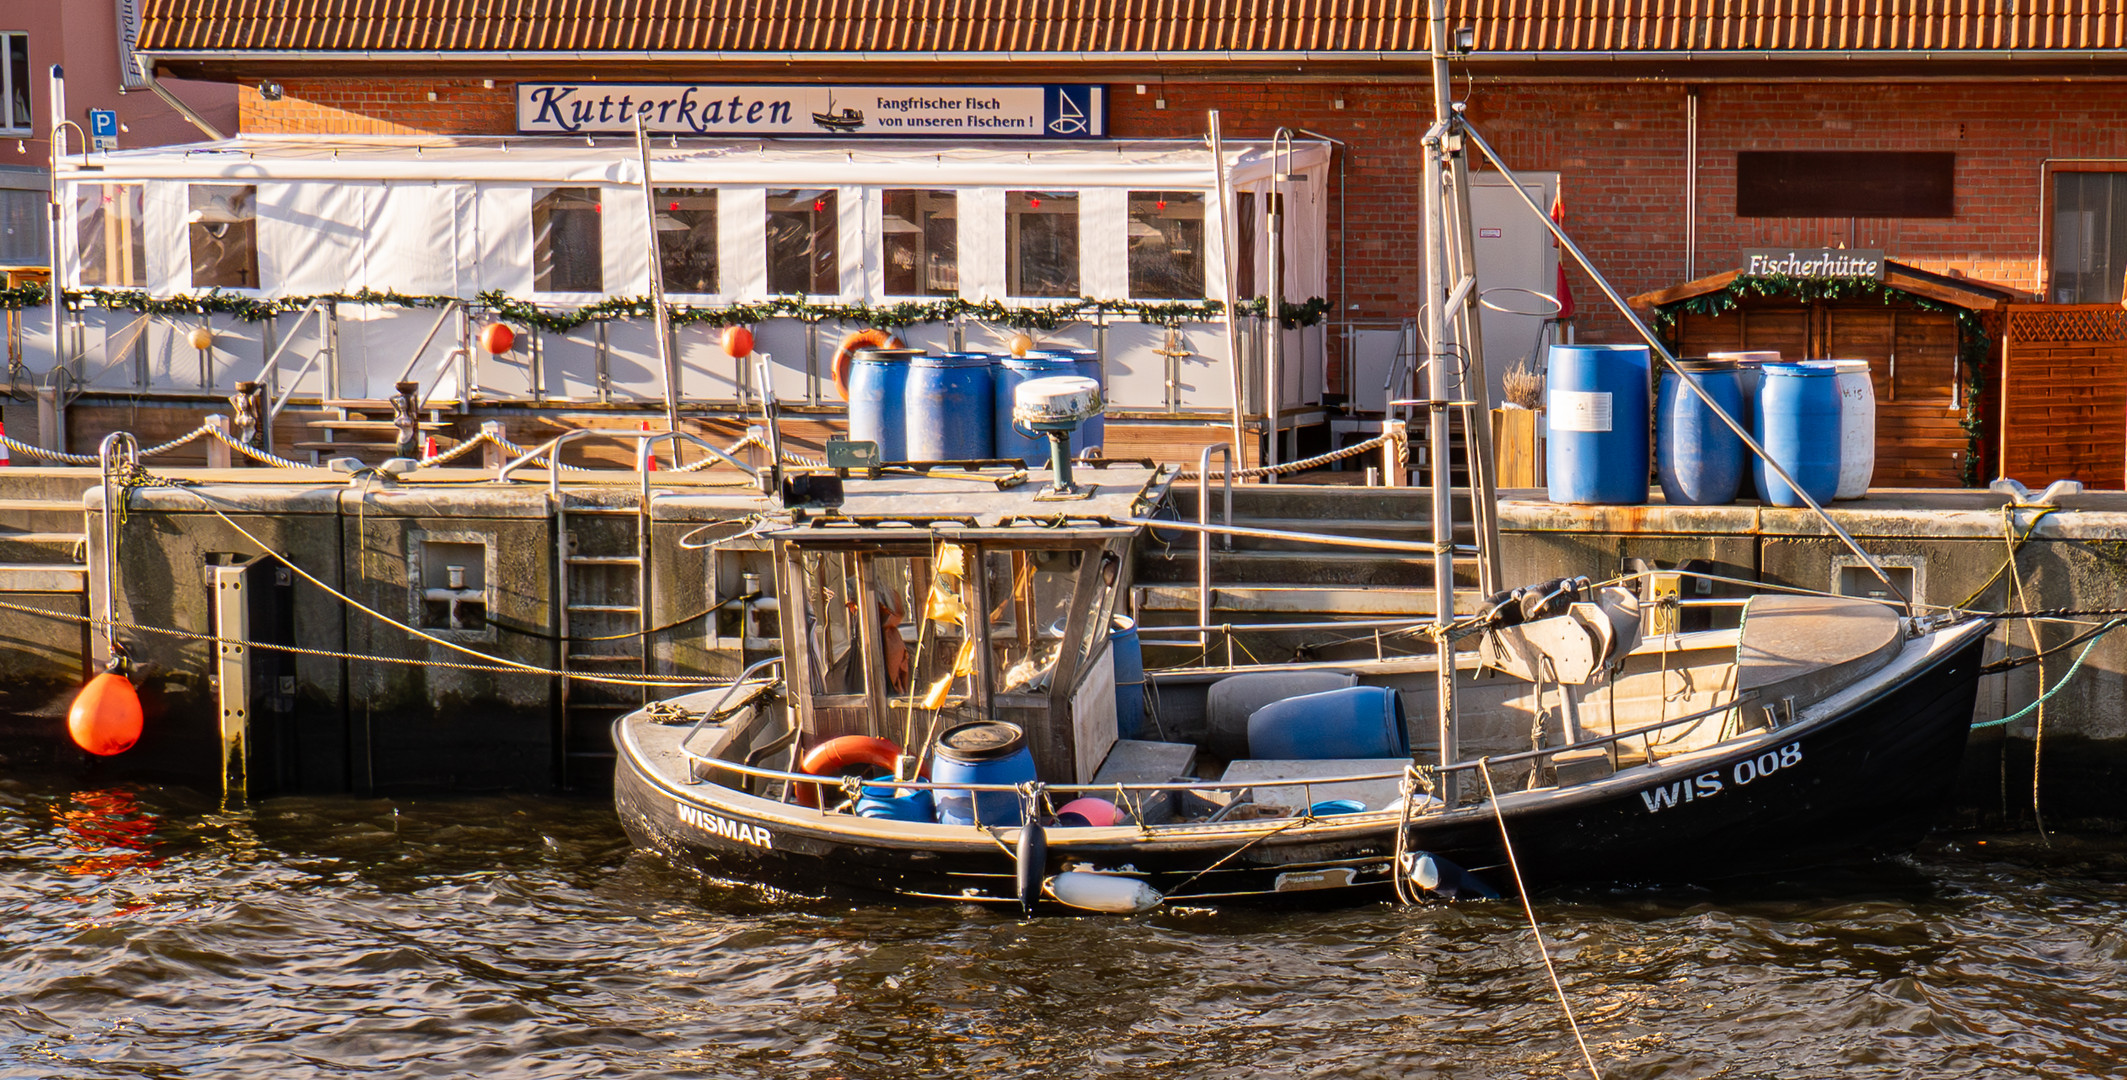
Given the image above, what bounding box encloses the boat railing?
[677,655,787,757]
[669,689,1760,808]
[1195,443,1234,654]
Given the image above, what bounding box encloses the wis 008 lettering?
[1639,743,1802,813]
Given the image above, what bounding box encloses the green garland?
[1650,272,1992,488]
[12,285,1327,333]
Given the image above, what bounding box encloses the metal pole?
[1209,111,1246,468]
[1459,122,1910,610]
[1424,0,1460,803]
[1445,133,1502,596]
[635,114,682,437]
[46,67,65,388]
[1265,129,1291,482]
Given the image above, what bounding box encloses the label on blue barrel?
[1553,390,1614,432]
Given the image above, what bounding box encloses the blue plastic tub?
[1110,615,1145,740]
[991,353,1076,465]
[931,721,1038,827]
[1030,348,1106,455]
[1245,686,1410,760]
[846,348,920,461]
[905,353,995,461]
[1753,362,1843,507]
[1546,344,1651,505]
[1656,359,1746,506]
[855,783,936,822]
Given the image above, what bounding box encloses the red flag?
[1550,188,1575,320]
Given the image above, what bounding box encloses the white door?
[1465,172,1558,411]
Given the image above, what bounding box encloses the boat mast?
[1423,0,1461,803]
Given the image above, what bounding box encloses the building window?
[766,189,837,295]
[1007,190,1078,298]
[78,185,145,287]
[654,187,717,294]
[1127,191,1205,300]
[188,184,257,289]
[1235,191,1257,300]
[532,187,603,293]
[1735,151,1955,219]
[881,189,957,297]
[0,187,43,266]
[2051,172,2127,304]
[2,34,27,134]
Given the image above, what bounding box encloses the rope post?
[479,420,507,469]
[203,415,232,469]
[1382,419,1408,486]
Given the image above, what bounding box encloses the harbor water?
[6,774,2127,1078]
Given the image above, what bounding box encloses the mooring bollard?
[480,420,507,470]
[204,415,232,469]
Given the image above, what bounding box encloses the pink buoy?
[1054,797,1123,827]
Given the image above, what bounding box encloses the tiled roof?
[134,1,2127,55]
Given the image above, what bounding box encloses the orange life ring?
[793,734,906,809]
[830,328,903,402]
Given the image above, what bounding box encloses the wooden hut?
[1631,260,2018,488]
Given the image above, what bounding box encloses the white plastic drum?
[1809,359,1876,499]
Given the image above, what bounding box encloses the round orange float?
[792,735,906,809]
[67,671,143,757]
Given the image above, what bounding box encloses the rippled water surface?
[5,776,2127,1079]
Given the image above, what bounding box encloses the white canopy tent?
[47,135,1332,417]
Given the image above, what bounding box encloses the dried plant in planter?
[1502,359,1544,410]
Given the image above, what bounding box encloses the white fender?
[1044,871,1162,914]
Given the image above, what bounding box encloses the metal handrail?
[678,657,786,758]
[415,348,468,411]
[1195,443,1234,651]
[268,347,328,422]
[395,300,463,384]
[676,690,1759,799]
[253,298,326,396]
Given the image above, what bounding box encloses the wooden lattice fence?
[1998,304,2127,489]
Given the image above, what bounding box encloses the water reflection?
[55,788,162,878]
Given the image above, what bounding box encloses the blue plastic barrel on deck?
[1753,362,1843,508]
[931,722,1038,827]
[1110,615,1145,739]
[1031,349,1106,455]
[1545,344,1651,505]
[991,354,1076,465]
[846,349,917,462]
[855,783,936,822]
[1656,360,1746,505]
[1245,685,1410,760]
[905,353,995,461]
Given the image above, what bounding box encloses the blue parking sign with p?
[89,110,118,138]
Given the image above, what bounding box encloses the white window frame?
[0,32,30,136]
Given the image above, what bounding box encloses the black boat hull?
[614,624,1989,907]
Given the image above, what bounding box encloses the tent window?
[78,184,146,288]
[882,189,957,297]
[532,187,603,293]
[1235,191,1257,300]
[655,187,718,295]
[2051,172,2127,304]
[767,189,838,295]
[188,184,257,289]
[1007,190,1078,297]
[1127,191,1205,300]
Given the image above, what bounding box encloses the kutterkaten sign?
[517,84,1106,138]
[1740,248,1886,281]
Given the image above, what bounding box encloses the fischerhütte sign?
[1741,249,1886,280]
[516,83,1105,138]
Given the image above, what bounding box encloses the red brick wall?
[243,76,2122,342]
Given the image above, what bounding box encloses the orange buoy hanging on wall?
[68,670,143,756]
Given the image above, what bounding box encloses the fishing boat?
[613,0,1992,911]
[610,451,1991,911]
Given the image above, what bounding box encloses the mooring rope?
[1477,760,1603,1080]
[1172,431,1398,481]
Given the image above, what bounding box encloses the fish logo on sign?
[1047,87,1091,135]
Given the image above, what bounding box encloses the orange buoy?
[792,735,906,809]
[68,671,143,756]
[721,325,755,359]
[479,322,516,355]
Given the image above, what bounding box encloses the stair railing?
[1195,443,1235,651]
[252,299,329,453]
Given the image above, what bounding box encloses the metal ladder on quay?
[555,489,649,789]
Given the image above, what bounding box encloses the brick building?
[60,2,2127,482]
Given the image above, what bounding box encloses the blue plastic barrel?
[905,353,995,461]
[856,782,936,822]
[932,722,1038,826]
[1707,352,1779,499]
[1110,615,1145,739]
[991,353,1076,465]
[1656,359,1746,506]
[1031,349,1106,456]
[1245,686,1410,760]
[847,348,920,462]
[1546,344,1651,505]
[1753,362,1843,507]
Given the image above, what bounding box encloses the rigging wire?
[1479,760,1603,1080]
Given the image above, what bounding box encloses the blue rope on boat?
[1973,625,2121,730]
